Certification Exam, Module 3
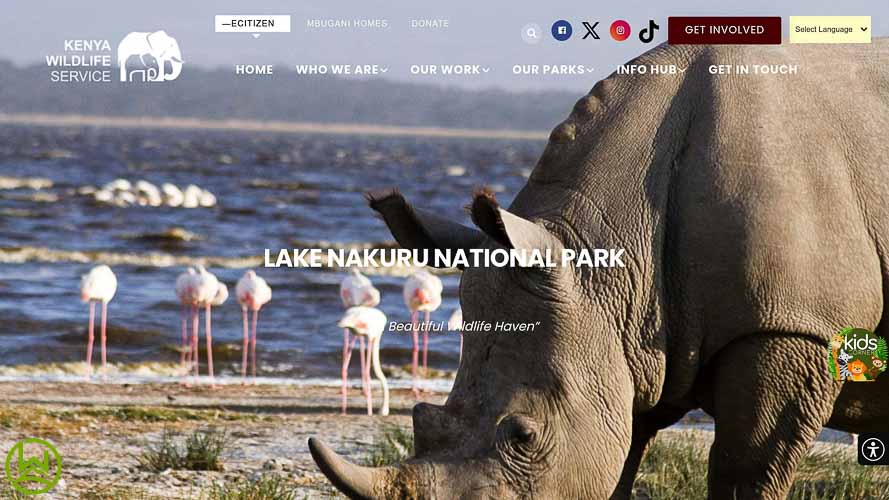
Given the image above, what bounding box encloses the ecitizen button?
[214,15,292,33]
[668,17,782,45]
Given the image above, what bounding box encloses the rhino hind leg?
[704,334,840,499]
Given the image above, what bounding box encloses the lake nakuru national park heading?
[263,247,627,269]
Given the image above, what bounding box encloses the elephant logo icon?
[117,30,183,82]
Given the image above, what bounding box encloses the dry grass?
[138,427,230,472]
[0,405,85,437]
[204,475,299,500]
[49,405,263,423]
[80,484,167,500]
[633,434,889,500]
[363,425,414,467]
[0,404,261,440]
[360,427,889,499]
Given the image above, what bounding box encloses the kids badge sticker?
[828,327,887,382]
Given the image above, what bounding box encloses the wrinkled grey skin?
[309,41,889,499]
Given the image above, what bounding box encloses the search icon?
[522,23,542,44]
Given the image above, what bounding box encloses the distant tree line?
[0,61,579,131]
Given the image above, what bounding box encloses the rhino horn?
[308,438,400,499]
[470,188,561,255]
[367,189,485,266]
[309,437,496,499]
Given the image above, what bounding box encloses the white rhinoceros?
[310,40,889,499]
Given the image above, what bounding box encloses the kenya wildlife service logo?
[118,30,184,82]
[4,438,62,495]
[828,327,887,382]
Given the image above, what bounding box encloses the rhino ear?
[470,188,560,254]
[367,189,485,263]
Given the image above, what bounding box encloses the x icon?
[583,21,600,40]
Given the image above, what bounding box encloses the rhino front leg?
[704,334,840,499]
[610,403,689,500]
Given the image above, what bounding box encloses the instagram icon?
[610,20,631,41]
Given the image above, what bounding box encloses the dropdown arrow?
[861,27,868,32]
[252,33,261,38]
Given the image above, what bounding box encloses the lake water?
[0,124,544,380]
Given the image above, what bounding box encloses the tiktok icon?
[639,19,660,43]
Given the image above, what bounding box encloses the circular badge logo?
[610,20,631,41]
[5,438,63,495]
[551,20,573,41]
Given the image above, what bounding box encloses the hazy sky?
[3,0,886,92]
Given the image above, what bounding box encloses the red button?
[668,17,782,44]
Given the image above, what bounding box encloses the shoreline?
[0,361,458,393]
[0,113,550,141]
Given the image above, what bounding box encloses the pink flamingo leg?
[411,311,419,397]
[341,328,351,415]
[359,336,368,398]
[192,306,200,383]
[422,311,430,377]
[205,304,215,386]
[250,308,259,384]
[180,306,190,386]
[180,305,188,368]
[100,301,109,376]
[364,337,373,416]
[85,300,95,376]
[241,307,249,383]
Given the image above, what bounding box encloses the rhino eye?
[495,414,553,481]
[497,414,539,444]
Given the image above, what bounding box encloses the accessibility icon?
[857,434,889,465]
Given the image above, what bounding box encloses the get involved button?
[669,17,782,45]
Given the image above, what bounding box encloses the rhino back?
[514,41,889,404]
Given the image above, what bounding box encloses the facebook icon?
[551,20,572,41]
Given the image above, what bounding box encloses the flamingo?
[202,280,227,385]
[189,266,219,383]
[135,180,162,207]
[182,184,202,208]
[448,307,464,362]
[79,265,117,376]
[337,306,389,416]
[339,268,380,415]
[198,188,217,208]
[236,270,272,384]
[104,179,131,192]
[175,268,199,371]
[403,269,442,396]
[161,183,184,207]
